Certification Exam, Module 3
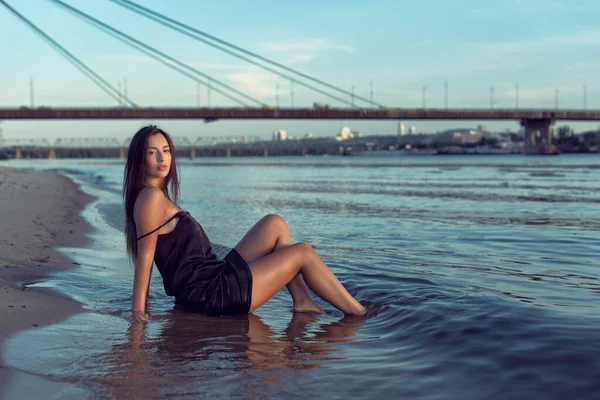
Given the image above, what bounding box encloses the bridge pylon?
[521,118,555,155]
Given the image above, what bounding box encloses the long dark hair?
[123,125,180,262]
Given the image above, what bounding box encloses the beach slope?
[0,167,95,394]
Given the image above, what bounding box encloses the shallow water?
[2,154,600,399]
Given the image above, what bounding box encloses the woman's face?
[144,133,171,182]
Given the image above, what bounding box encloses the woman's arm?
[132,188,167,314]
[132,236,157,313]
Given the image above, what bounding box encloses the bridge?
[3,107,599,155]
[1,107,599,121]
[0,132,269,159]
[1,0,598,155]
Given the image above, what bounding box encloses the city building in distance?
[272,129,288,141]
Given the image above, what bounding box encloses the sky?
[1,0,600,141]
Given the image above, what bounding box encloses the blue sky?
[1,0,600,140]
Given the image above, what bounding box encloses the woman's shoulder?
[137,186,164,201]
[134,187,170,220]
[136,186,165,204]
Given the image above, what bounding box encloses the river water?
[2,154,599,399]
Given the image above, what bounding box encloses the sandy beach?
[0,167,94,395]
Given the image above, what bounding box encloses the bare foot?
[350,306,367,316]
[293,299,325,314]
[345,304,367,316]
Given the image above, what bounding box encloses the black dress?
[136,211,253,316]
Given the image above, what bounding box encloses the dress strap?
[136,211,185,241]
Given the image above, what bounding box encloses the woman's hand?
[131,310,150,322]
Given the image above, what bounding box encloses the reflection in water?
[99,310,365,398]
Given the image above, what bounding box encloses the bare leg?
[248,242,366,315]
[234,214,323,313]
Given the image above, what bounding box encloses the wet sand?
[0,167,94,395]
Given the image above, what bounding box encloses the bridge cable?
[111,0,386,109]
[108,0,372,108]
[47,0,266,108]
[58,10,250,108]
[0,0,137,107]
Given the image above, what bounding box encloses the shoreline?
[0,167,96,396]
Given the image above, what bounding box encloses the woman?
[123,125,366,319]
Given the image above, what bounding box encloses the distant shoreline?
[1,141,598,159]
[2,128,598,159]
[1,147,598,159]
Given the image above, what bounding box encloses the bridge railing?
[0,138,52,148]
[1,134,280,151]
[54,137,122,148]
[0,136,233,149]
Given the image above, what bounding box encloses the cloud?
[94,54,251,71]
[386,55,532,84]
[284,53,317,65]
[93,54,153,63]
[183,61,249,70]
[475,30,600,55]
[264,39,355,54]
[210,39,357,100]
[224,67,280,99]
[259,39,355,66]
[384,29,600,84]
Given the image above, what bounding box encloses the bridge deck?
[1,107,599,121]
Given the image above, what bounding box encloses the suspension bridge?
[1,0,599,156]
